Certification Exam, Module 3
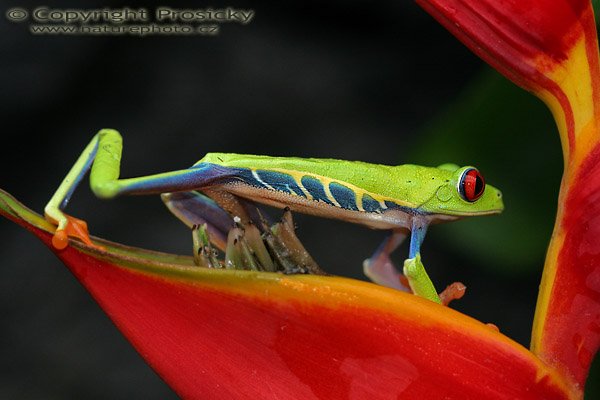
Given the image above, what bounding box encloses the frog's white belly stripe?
[251,170,276,191]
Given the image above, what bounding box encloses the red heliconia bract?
[417,0,600,392]
[0,190,579,399]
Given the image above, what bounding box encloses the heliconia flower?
[0,189,580,399]
[417,0,600,392]
[3,0,600,398]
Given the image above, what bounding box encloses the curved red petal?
[0,189,579,399]
[417,0,600,158]
[415,0,595,90]
[532,141,600,388]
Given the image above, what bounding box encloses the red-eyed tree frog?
[44,129,504,304]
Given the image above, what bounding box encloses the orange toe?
[439,282,467,306]
[51,229,69,250]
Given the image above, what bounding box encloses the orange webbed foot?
[52,214,105,251]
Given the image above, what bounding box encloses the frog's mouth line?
[444,208,504,217]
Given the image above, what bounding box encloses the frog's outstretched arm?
[44,129,235,249]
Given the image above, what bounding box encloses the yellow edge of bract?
[538,89,570,160]
[536,38,597,162]
[531,228,566,354]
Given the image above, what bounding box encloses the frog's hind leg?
[161,191,233,251]
[161,190,272,249]
[363,230,411,292]
[44,129,239,249]
[162,190,278,269]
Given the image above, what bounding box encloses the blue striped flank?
[255,170,306,197]
[361,194,382,213]
[301,176,335,206]
[329,182,359,211]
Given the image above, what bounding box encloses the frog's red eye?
[459,168,485,202]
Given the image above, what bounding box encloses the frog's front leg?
[403,220,442,304]
[403,256,467,305]
[403,255,441,303]
[403,220,467,305]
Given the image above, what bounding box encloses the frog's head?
[420,164,504,217]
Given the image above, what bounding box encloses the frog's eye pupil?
[459,168,485,202]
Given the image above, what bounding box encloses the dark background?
[2,1,596,399]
